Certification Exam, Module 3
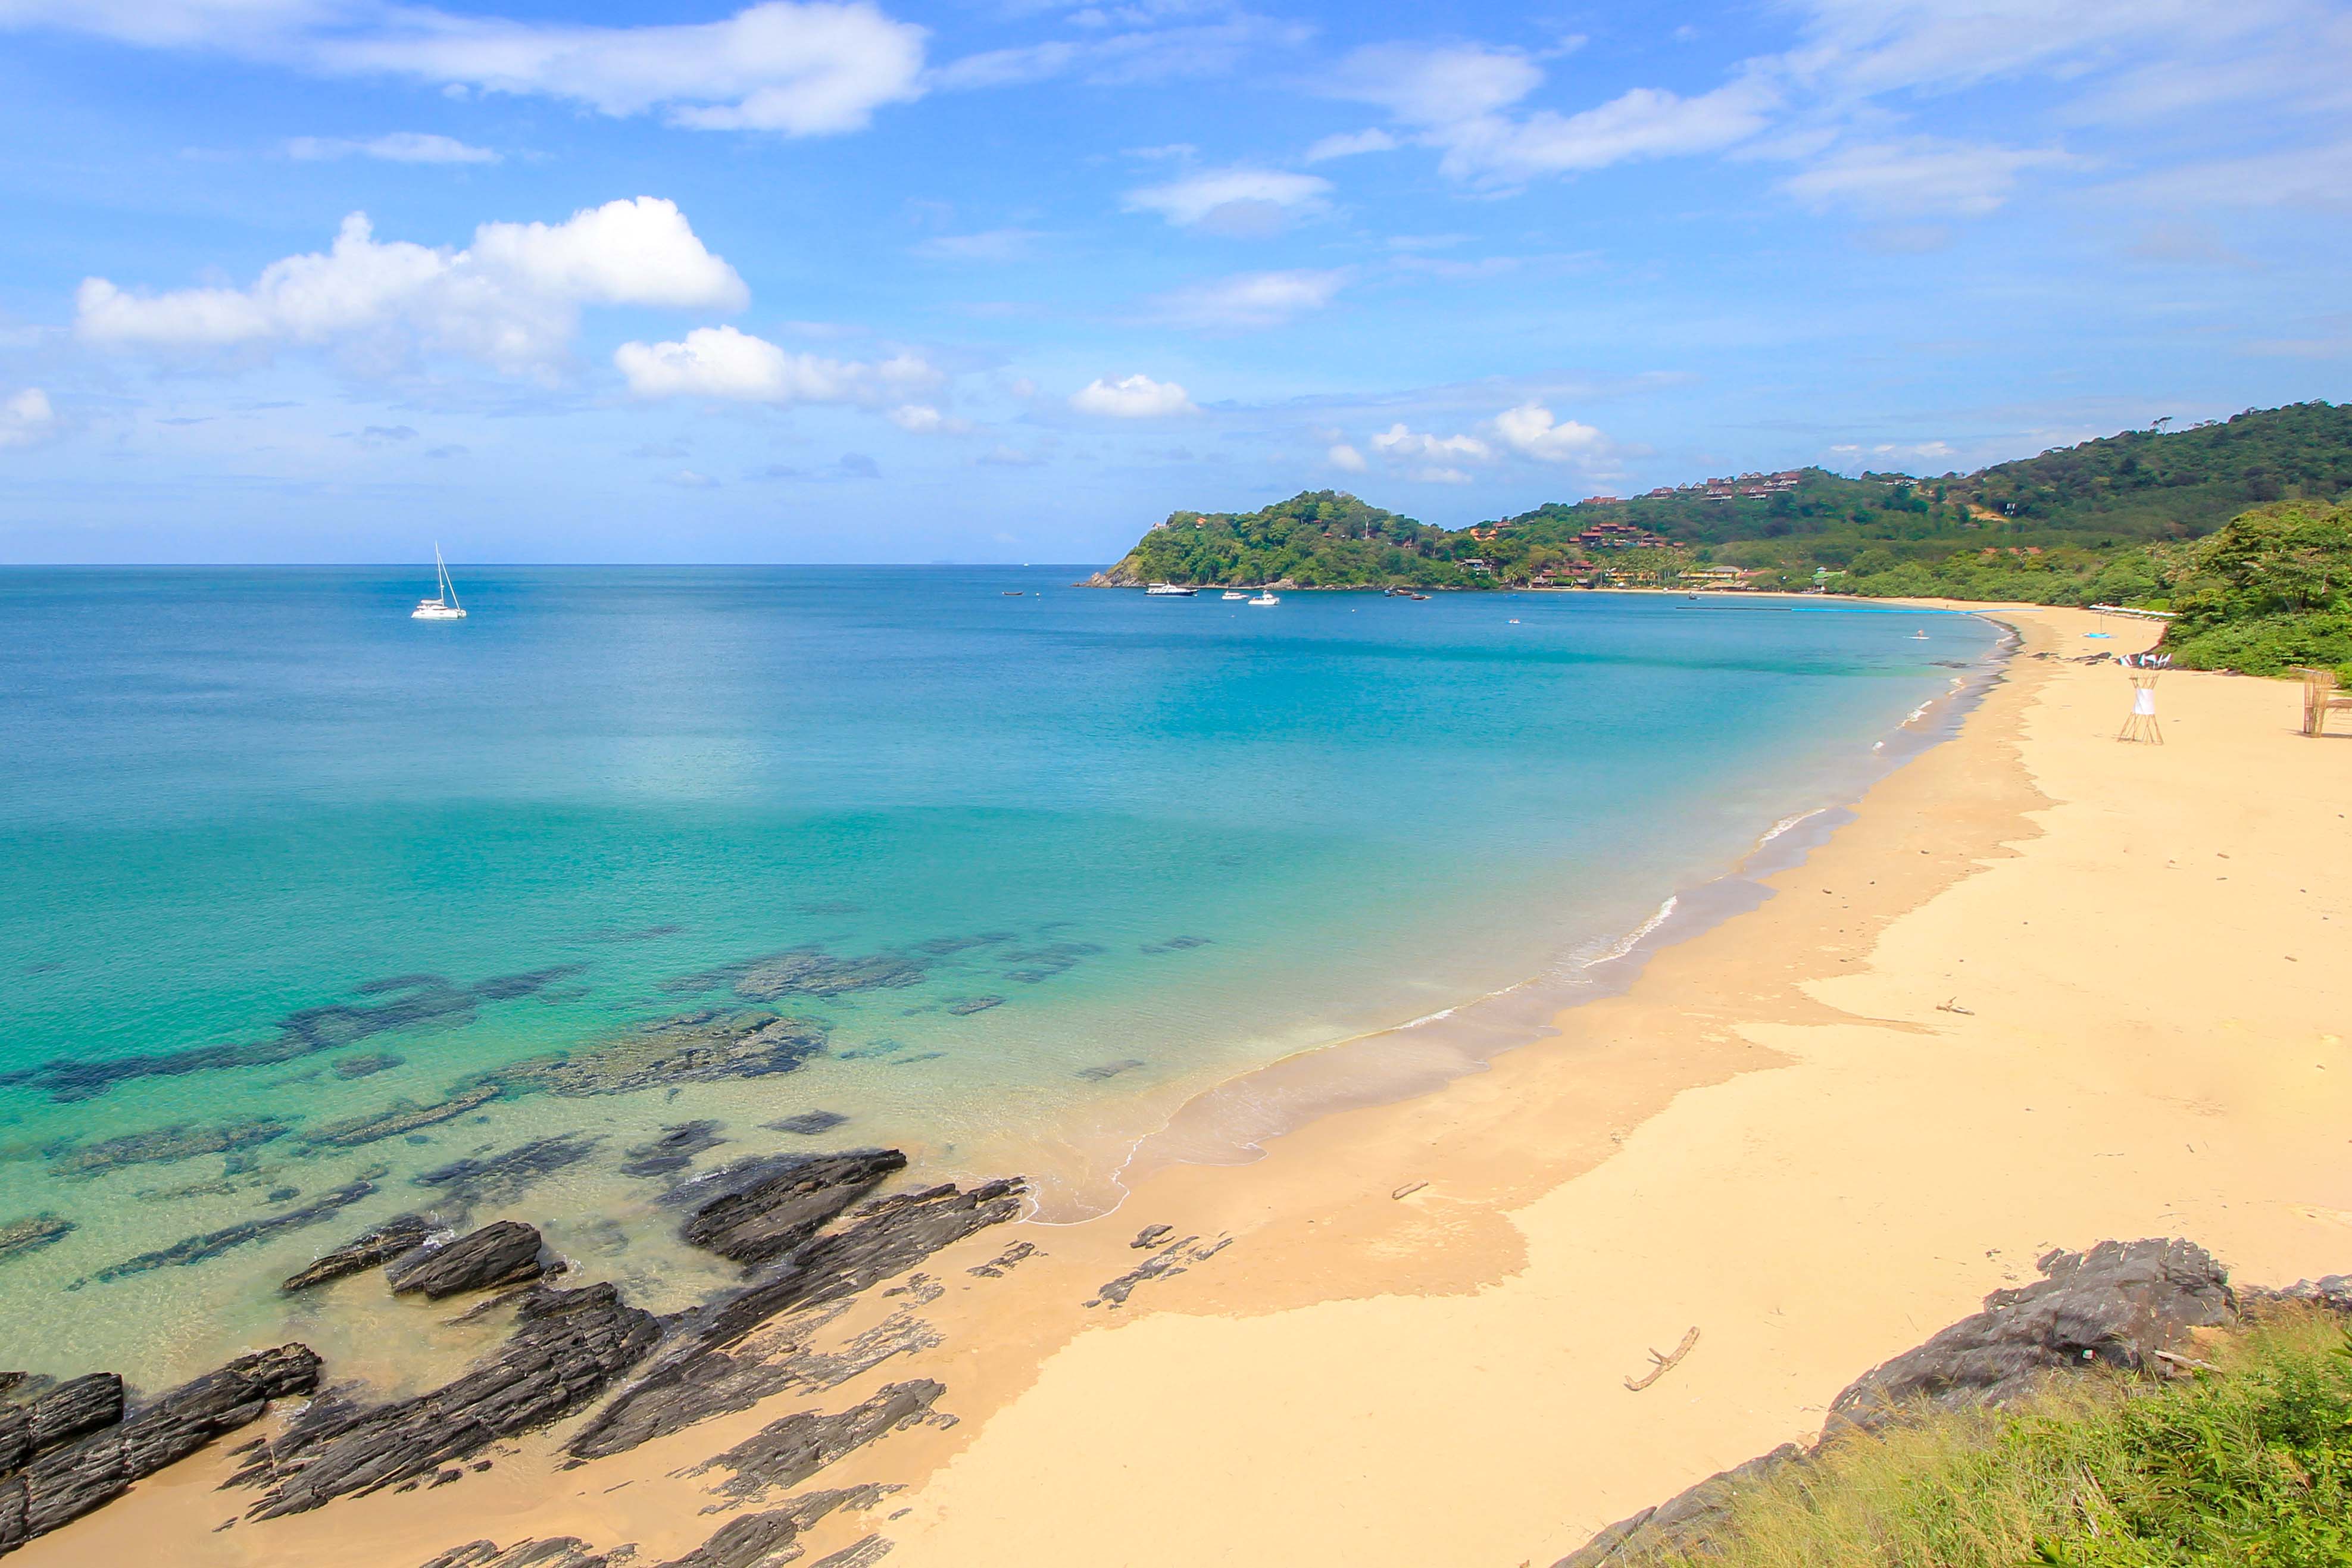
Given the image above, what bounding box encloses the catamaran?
[412,545,467,620]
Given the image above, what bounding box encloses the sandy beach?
[25,603,2352,1568]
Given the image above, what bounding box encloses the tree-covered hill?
[1093,402,2352,602]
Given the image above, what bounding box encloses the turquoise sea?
[0,567,1998,1383]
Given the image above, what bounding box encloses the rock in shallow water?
[493,1011,827,1098]
[0,1216,74,1266]
[302,1088,501,1150]
[386,1221,544,1300]
[94,1180,379,1282]
[411,1135,602,1209]
[280,1214,438,1294]
[680,1151,908,1266]
[619,1120,728,1179]
[45,1117,295,1179]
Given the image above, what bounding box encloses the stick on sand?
[1625,1327,1700,1392]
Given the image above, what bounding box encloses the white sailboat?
[412,545,467,620]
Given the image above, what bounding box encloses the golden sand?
[27,605,2352,1568]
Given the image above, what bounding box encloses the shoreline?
[23,603,2352,1568]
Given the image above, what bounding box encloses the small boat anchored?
[411,545,467,620]
[1145,582,1197,596]
[1248,591,1280,607]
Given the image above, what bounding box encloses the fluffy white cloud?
[1070,373,1194,418]
[77,197,747,374]
[286,131,499,163]
[886,402,970,433]
[1326,442,1366,472]
[1493,402,1606,462]
[0,388,56,449]
[1123,166,1330,233]
[1329,43,1542,126]
[1437,80,1778,182]
[2,1,928,138]
[1371,423,1491,463]
[1304,127,1397,163]
[616,324,942,405]
[1781,138,2073,217]
[1151,268,1346,329]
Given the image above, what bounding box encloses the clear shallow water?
[0,568,1996,1381]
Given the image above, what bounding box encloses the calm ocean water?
[0,567,1995,1381]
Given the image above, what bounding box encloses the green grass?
[1631,1310,2352,1568]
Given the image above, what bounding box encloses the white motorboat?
[1222,590,1248,600]
[411,545,467,620]
[1145,583,1197,596]
[1248,591,1279,606]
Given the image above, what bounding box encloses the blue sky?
[0,0,2345,563]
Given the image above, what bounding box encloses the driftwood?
[1391,1181,1428,1201]
[1936,998,1975,1016]
[1624,1327,1700,1392]
[2152,1348,2219,1373]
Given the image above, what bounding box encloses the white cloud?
[887,402,970,432]
[1417,466,1475,485]
[1435,79,1777,182]
[1070,373,1194,418]
[1151,268,1346,329]
[1326,442,1366,472]
[615,324,942,404]
[3,1,929,138]
[910,227,1043,261]
[77,197,747,374]
[285,131,498,163]
[1781,137,2073,217]
[1492,402,1606,462]
[1123,166,1330,233]
[1371,423,1491,463]
[1304,127,1397,163]
[1329,43,1542,126]
[0,388,57,449]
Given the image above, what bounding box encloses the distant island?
[1089,400,2352,677]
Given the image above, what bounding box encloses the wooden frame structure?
[2295,667,2352,738]
[2118,671,2163,745]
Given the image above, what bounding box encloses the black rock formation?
[304,1088,502,1150]
[493,1011,827,1097]
[1,1375,124,1475]
[568,1177,1025,1461]
[418,1541,616,1568]
[1555,1239,2260,1567]
[619,1122,728,1179]
[235,1284,658,1517]
[0,1216,73,1266]
[766,1111,849,1136]
[45,1117,295,1179]
[386,1221,545,1299]
[648,1485,894,1568]
[95,1180,379,1282]
[699,1380,943,1497]
[281,1215,438,1293]
[730,950,926,1000]
[680,1151,908,1266]
[0,1346,318,1555]
[412,1135,601,1208]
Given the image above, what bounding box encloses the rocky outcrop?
[418,1541,616,1568]
[46,1117,295,1179]
[0,1216,73,1266]
[0,1375,124,1475]
[1828,1238,2237,1429]
[733,951,926,1001]
[493,1011,827,1098]
[649,1486,894,1568]
[619,1121,728,1179]
[386,1221,544,1299]
[698,1380,943,1498]
[569,1176,1024,1461]
[680,1151,908,1266]
[411,1136,601,1208]
[0,1345,318,1555]
[281,1215,438,1293]
[235,1284,658,1517]
[94,1179,379,1281]
[766,1111,849,1136]
[1086,1233,1229,1308]
[1554,1239,2267,1568]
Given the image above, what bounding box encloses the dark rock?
[412,1135,601,1208]
[281,1214,438,1293]
[0,1347,317,1553]
[1130,1224,1173,1250]
[941,997,1002,1016]
[569,1177,1025,1461]
[807,1536,892,1568]
[94,1181,378,1281]
[699,1381,942,1497]
[966,1241,1036,1279]
[418,1540,619,1568]
[1074,1058,1144,1082]
[11,970,583,1104]
[0,1375,124,1478]
[1554,1445,1807,1568]
[648,1486,892,1568]
[236,1285,656,1519]
[1829,1238,2235,1429]
[2249,1272,2352,1313]
[732,951,926,1001]
[619,1122,728,1179]
[46,1117,295,1179]
[765,1111,849,1137]
[0,1216,74,1266]
[999,941,1103,984]
[266,1186,300,1203]
[387,1222,544,1300]
[333,1053,406,1079]
[495,1011,827,1098]
[681,1151,907,1266]
[304,1088,504,1150]
[1087,1234,1230,1308]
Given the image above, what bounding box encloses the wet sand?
[26,605,2352,1568]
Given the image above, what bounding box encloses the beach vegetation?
[1622,1307,2352,1568]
